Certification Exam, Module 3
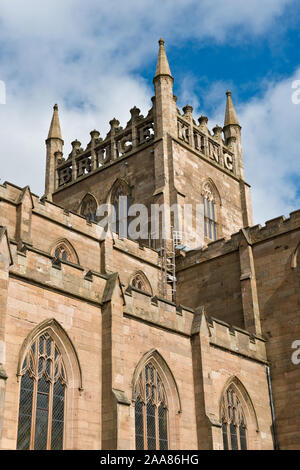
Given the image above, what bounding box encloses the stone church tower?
[0,40,299,450]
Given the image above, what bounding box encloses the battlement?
[113,233,159,267]
[123,287,267,361]
[8,242,106,306]
[176,106,237,176]
[207,315,267,364]
[177,210,300,270]
[0,181,105,241]
[124,286,195,337]
[54,105,155,191]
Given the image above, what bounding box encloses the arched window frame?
[16,319,83,450]
[109,179,131,237]
[80,193,98,223]
[201,179,221,242]
[50,239,79,265]
[132,349,181,450]
[131,271,153,296]
[219,377,259,451]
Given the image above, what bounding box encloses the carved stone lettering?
[224,153,233,171]
[58,166,72,186]
[77,156,92,177]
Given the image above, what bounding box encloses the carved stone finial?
[130,106,141,119]
[71,139,81,149]
[198,115,208,126]
[90,129,100,139]
[154,38,172,80]
[110,118,120,128]
[71,139,82,156]
[48,103,62,140]
[183,105,193,116]
[213,125,223,136]
[224,90,240,127]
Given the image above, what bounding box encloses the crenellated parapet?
[177,210,300,270]
[0,181,105,242]
[205,315,267,363]
[8,242,107,306]
[123,287,267,363]
[176,105,236,176]
[55,106,155,190]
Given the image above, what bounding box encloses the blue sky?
[0,0,300,224]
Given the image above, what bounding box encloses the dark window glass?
[240,426,247,450]
[230,423,238,450]
[17,334,66,450]
[34,376,50,450]
[51,379,65,450]
[135,399,144,450]
[222,421,229,450]
[16,371,34,450]
[147,402,156,450]
[134,363,168,450]
[158,405,168,450]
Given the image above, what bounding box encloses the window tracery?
[17,332,66,450]
[202,182,217,241]
[221,387,247,450]
[134,363,168,450]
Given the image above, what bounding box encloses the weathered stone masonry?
[0,40,298,450]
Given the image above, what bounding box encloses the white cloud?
[0,0,297,228]
[240,72,300,224]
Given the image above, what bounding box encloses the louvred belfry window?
[134,363,168,450]
[202,182,217,241]
[221,388,247,450]
[16,332,66,450]
[80,194,97,223]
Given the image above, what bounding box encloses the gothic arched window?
[111,180,130,237]
[54,245,68,261]
[80,194,97,223]
[51,239,79,265]
[202,182,218,241]
[134,363,168,450]
[16,332,67,450]
[131,271,152,295]
[221,387,247,450]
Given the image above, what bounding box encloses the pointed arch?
[201,177,221,206]
[291,241,300,269]
[132,349,181,413]
[50,238,79,265]
[79,193,98,223]
[106,178,131,237]
[132,349,181,450]
[201,178,222,242]
[130,271,153,296]
[108,177,131,204]
[219,376,259,450]
[16,319,83,450]
[17,318,83,391]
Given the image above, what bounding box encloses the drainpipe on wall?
[266,365,279,450]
